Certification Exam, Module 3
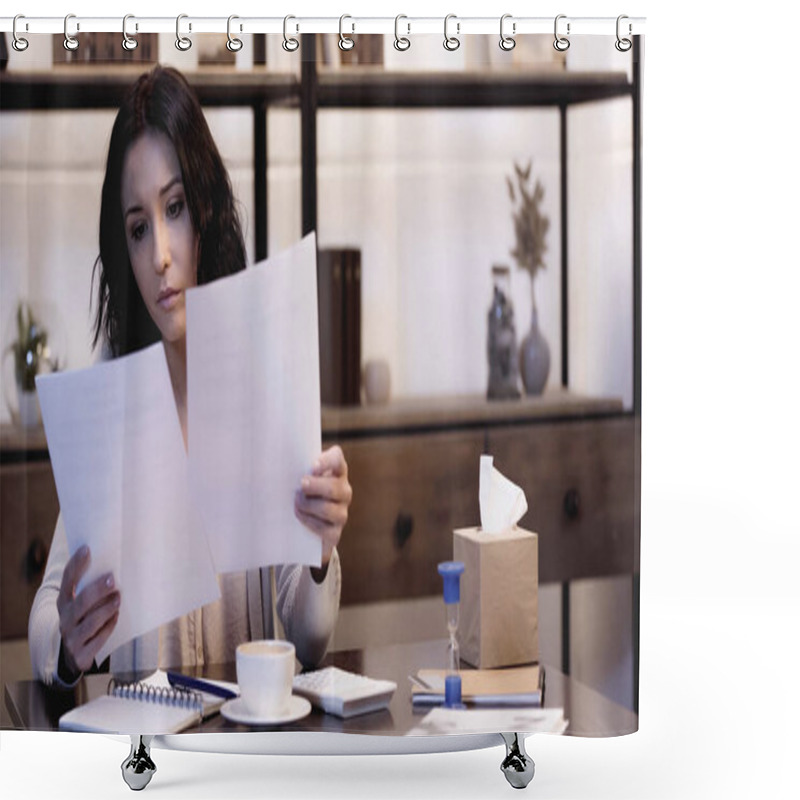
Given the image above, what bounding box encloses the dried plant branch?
[508,159,550,282]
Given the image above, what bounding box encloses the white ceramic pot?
[363,360,391,405]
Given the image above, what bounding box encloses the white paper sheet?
[405,707,568,736]
[186,233,322,573]
[36,344,221,664]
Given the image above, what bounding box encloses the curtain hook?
[553,14,570,52]
[227,15,243,52]
[122,14,138,51]
[615,15,632,52]
[499,14,516,51]
[282,15,299,52]
[12,15,29,52]
[175,14,192,51]
[63,13,79,52]
[443,13,460,51]
[339,14,355,51]
[394,14,411,51]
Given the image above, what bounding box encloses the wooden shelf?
[1,391,625,459]
[322,389,625,438]
[0,69,300,110]
[1,68,631,112]
[317,70,632,108]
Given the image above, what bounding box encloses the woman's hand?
[56,546,120,678]
[295,445,352,571]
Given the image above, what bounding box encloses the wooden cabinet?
[335,429,484,605]
[0,393,638,630]
[487,416,639,584]
[0,427,59,640]
[323,391,638,605]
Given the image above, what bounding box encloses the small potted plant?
[3,302,59,427]
[507,160,551,395]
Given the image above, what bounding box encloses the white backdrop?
[2,1,799,799]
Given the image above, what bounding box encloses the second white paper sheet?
[186,233,322,573]
[36,344,221,664]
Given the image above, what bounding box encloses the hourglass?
[437,561,466,709]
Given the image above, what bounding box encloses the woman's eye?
[167,199,184,219]
[130,222,146,242]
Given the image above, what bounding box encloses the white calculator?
[292,666,397,718]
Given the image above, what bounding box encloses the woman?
[29,66,351,686]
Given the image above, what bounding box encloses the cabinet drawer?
[487,416,638,583]
[338,430,484,605]
[0,461,60,639]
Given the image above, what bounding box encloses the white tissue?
[479,455,528,534]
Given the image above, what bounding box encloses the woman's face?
[121,130,198,346]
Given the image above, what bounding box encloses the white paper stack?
[36,234,322,660]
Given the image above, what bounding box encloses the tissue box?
[453,526,538,669]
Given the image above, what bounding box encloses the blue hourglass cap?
[444,674,465,709]
[437,561,465,604]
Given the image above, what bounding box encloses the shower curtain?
[0,24,642,740]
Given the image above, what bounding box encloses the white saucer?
[220,695,312,727]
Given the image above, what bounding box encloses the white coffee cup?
[236,639,295,718]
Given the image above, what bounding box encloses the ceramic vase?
[519,301,550,396]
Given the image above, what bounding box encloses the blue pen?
[167,671,238,700]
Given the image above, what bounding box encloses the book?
[318,247,361,406]
[342,249,362,406]
[58,669,235,734]
[411,665,544,707]
[317,249,345,405]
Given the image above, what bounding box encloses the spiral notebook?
[58,673,208,735]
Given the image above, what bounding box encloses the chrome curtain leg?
[500,732,535,789]
[121,735,156,791]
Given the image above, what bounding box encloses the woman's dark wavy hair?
[93,65,246,356]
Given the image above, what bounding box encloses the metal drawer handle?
[394,512,414,549]
[563,488,580,520]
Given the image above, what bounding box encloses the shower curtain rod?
[0,15,646,37]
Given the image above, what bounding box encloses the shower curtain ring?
[227,15,243,52]
[339,14,355,51]
[615,15,632,52]
[12,15,29,52]
[394,14,411,51]
[282,15,299,52]
[175,14,192,51]
[63,13,79,51]
[499,14,516,51]
[443,14,460,51]
[553,14,570,52]
[122,15,138,51]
